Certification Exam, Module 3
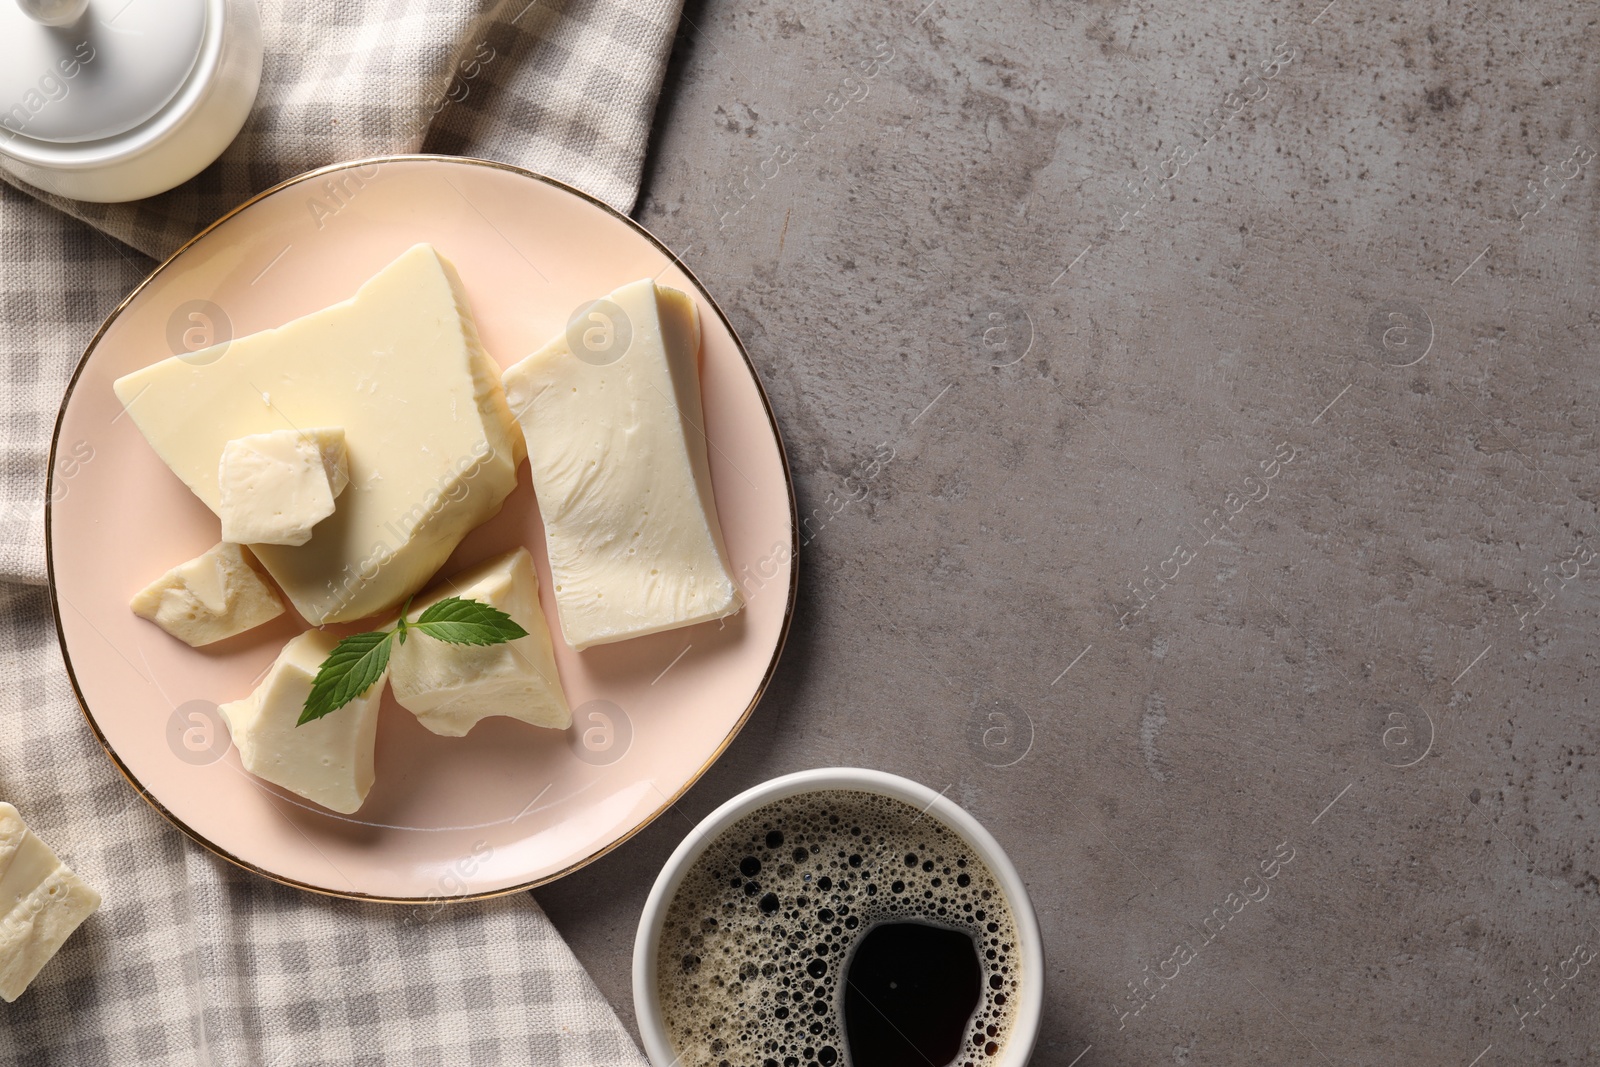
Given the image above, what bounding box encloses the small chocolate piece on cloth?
[0,802,101,1004]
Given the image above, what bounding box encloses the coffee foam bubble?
[657,789,1021,1067]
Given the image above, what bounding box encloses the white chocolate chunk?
[219,630,383,814]
[130,542,286,647]
[113,244,522,624]
[389,548,571,736]
[502,280,742,650]
[0,802,102,1003]
[218,427,350,546]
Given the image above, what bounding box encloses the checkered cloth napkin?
[0,1,684,1062]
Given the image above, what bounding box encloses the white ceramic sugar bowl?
[0,0,262,202]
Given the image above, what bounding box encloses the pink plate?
[46,157,797,902]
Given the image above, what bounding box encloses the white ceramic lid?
[1,0,206,144]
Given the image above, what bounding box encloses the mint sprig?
[297,596,529,726]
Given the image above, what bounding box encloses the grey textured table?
[536,0,1600,1063]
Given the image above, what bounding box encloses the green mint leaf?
[411,596,529,646]
[298,630,393,726]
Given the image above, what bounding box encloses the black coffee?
[843,922,982,1065]
[657,790,1021,1067]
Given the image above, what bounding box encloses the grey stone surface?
[534,0,1600,1063]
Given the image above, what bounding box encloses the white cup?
[632,767,1044,1067]
[0,0,262,202]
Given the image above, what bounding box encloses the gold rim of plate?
[43,155,801,904]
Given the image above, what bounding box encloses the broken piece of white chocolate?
[389,548,571,736]
[130,542,286,647]
[0,802,102,1003]
[112,244,523,625]
[218,629,382,814]
[501,280,742,650]
[218,427,350,546]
